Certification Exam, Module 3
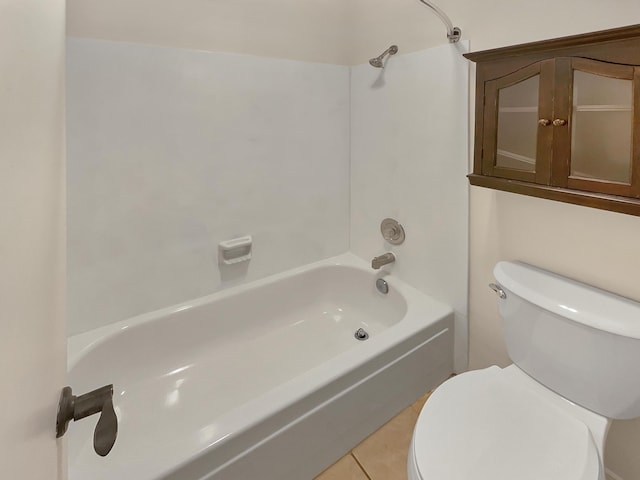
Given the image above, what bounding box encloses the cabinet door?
[559,58,640,197]
[482,60,555,183]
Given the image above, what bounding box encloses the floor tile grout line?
[350,452,373,480]
[315,390,434,479]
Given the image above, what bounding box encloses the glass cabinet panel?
[571,71,633,183]
[496,75,540,172]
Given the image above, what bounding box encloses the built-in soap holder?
[218,235,252,265]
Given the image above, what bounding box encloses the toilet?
[408,261,640,480]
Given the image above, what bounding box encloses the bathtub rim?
[68,252,450,370]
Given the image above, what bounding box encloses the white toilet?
[408,261,640,480]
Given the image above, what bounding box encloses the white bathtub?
[68,253,453,480]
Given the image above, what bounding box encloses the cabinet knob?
[538,119,551,127]
[553,118,567,127]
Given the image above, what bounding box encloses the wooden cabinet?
[465,25,640,216]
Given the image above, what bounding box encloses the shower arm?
[417,0,462,43]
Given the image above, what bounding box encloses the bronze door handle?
[56,384,118,457]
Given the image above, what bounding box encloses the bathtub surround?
[66,38,350,335]
[350,42,470,372]
[67,37,469,375]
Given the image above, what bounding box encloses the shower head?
[369,57,384,68]
[369,45,398,68]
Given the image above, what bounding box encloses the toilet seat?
[409,366,602,480]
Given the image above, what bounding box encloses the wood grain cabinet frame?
[465,24,640,216]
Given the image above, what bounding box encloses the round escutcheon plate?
[380,218,405,245]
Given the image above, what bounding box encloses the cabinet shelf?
[574,104,631,112]
[498,107,537,113]
[496,149,535,165]
[499,105,632,113]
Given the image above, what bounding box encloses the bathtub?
[67,253,454,480]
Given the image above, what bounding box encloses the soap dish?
[218,235,252,265]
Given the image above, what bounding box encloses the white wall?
[350,43,469,372]
[0,0,66,478]
[67,38,350,335]
[66,0,352,65]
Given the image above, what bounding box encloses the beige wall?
[68,0,640,66]
[450,2,640,479]
[469,190,640,479]
[67,0,352,65]
[0,0,66,478]
[351,0,640,62]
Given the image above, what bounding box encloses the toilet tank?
[493,261,640,420]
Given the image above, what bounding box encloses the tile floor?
[314,391,431,480]
[315,389,618,480]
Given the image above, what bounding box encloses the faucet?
[372,252,395,269]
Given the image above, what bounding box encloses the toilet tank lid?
[494,261,640,340]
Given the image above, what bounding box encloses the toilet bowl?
[409,261,640,480]
[408,366,606,480]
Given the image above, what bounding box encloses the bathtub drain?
[354,328,369,341]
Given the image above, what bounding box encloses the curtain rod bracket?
[448,27,462,43]
[417,0,462,43]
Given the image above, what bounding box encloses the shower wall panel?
[350,42,470,372]
[67,38,350,335]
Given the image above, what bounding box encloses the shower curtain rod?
[417,0,462,43]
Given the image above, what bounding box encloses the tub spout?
[371,252,395,269]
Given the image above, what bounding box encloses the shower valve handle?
[56,384,118,457]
